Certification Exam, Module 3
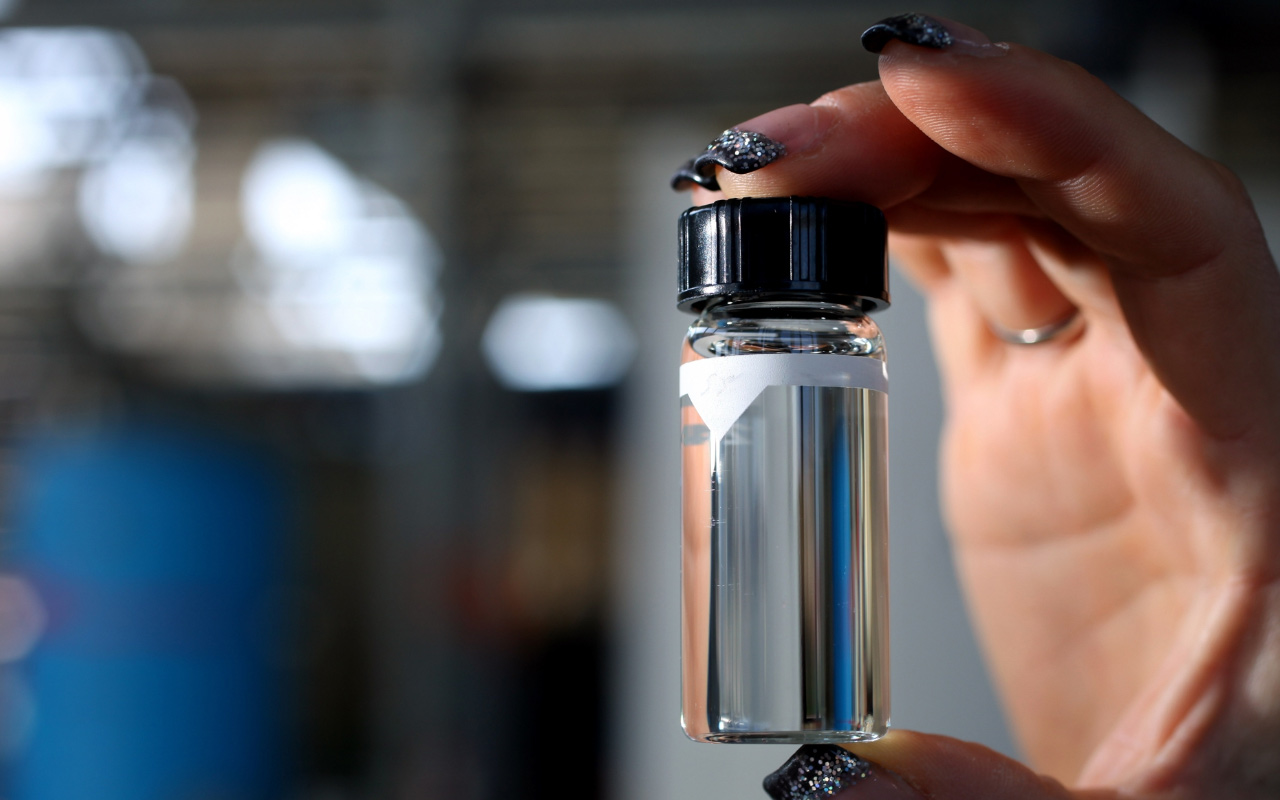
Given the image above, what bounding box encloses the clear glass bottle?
[677,197,890,743]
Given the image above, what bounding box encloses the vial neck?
[701,298,864,320]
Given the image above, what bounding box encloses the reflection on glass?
[682,385,889,742]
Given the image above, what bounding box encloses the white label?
[679,353,887,444]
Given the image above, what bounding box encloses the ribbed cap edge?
[677,196,889,313]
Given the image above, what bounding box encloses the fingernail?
[861,13,1003,57]
[670,128,786,192]
[736,103,830,155]
[763,744,923,800]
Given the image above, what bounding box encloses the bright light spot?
[277,255,427,350]
[241,139,361,263]
[76,73,196,263]
[0,28,147,187]
[0,0,23,22]
[0,84,50,188]
[229,138,443,387]
[482,294,636,391]
[84,136,443,389]
[0,27,198,277]
[78,140,193,264]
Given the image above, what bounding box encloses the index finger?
[712,82,1032,215]
[712,18,1280,441]
[866,14,1280,441]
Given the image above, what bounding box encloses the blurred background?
[0,0,1277,798]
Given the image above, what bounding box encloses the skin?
[693,28,1280,800]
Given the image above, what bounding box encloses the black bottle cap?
[677,196,889,313]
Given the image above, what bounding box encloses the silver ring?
[990,309,1083,345]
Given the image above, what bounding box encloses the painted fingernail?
[670,128,786,191]
[734,103,829,156]
[861,13,1002,57]
[763,744,923,800]
[861,13,952,52]
[764,745,870,799]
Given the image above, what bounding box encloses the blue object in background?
[7,420,293,800]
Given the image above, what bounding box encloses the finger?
[690,185,722,206]
[711,83,944,209]
[760,734,1085,800]
[705,86,1076,358]
[709,85,1038,218]
[692,83,1038,216]
[889,206,1078,336]
[885,227,949,290]
[948,233,1079,339]
[889,206,1126,330]
[696,84,1111,384]
[910,155,1044,217]
[871,15,1280,439]
[845,731,1083,799]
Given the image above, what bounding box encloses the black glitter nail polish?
[763,744,872,800]
[670,129,786,191]
[861,13,953,53]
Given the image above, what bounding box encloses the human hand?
[676,13,1280,799]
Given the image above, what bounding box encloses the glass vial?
[677,197,891,743]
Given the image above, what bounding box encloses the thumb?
[762,735,1084,800]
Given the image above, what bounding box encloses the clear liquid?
[681,382,889,743]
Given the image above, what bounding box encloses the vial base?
[687,729,886,745]
[681,384,889,743]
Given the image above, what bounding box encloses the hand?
[683,14,1280,799]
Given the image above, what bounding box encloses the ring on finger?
[989,309,1083,345]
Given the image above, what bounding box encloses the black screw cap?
[678,196,889,314]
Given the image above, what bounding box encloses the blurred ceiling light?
[0,27,147,188]
[241,139,361,263]
[76,73,197,264]
[83,136,442,390]
[259,249,440,385]
[481,294,636,392]
[231,138,443,387]
[77,139,193,264]
[0,85,47,189]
